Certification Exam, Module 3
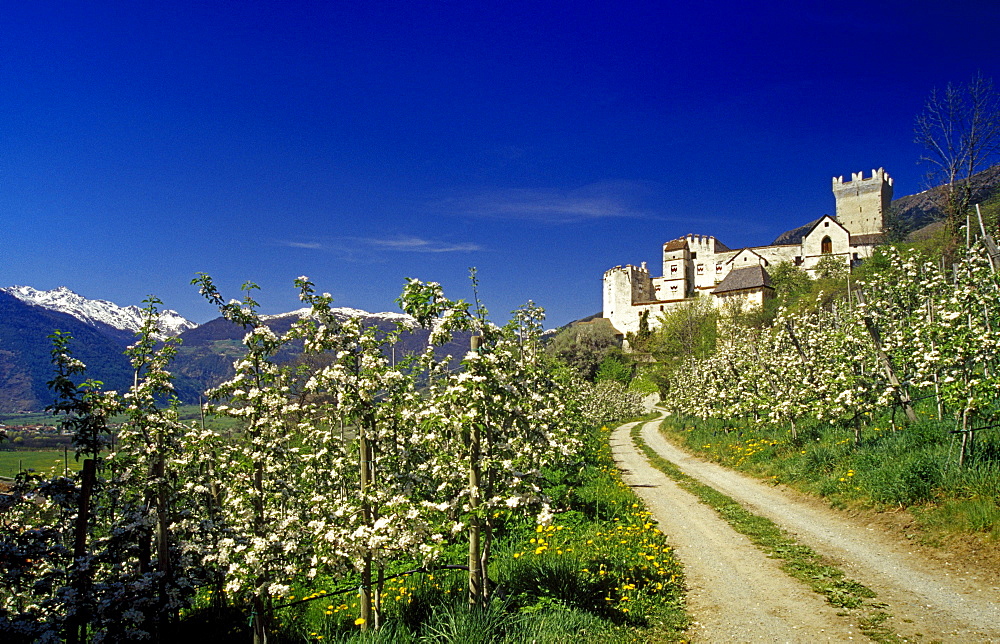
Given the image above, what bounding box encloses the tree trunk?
[359,421,373,629]
[252,588,269,644]
[67,458,97,644]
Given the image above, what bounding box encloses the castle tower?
[832,168,893,236]
[603,264,652,335]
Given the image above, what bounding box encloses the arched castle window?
[821,236,832,254]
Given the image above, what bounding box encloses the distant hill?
[890,164,1000,238]
[169,309,473,403]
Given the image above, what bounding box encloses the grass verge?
[660,409,1000,543]
[631,418,902,643]
[0,449,81,479]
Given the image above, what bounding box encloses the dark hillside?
[170,313,473,403]
[0,292,133,412]
[891,164,1000,237]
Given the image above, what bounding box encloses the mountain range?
[0,286,470,413]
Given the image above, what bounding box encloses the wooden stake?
[468,335,484,606]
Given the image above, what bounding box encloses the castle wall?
[713,287,769,309]
[603,168,891,336]
[660,244,691,297]
[754,245,800,266]
[651,276,688,302]
[686,235,735,292]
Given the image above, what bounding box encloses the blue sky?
[3,1,999,327]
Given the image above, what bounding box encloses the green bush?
[595,355,632,385]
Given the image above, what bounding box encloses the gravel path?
[613,414,1000,642]
[611,418,864,642]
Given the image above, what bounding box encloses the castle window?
[696,264,704,274]
[716,264,722,272]
[671,265,677,274]
[794,256,802,266]
[824,221,830,227]
[670,285,677,291]
[821,236,832,254]
[690,252,697,259]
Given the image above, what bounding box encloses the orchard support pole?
[359,418,373,629]
[468,334,484,606]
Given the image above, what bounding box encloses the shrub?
[578,381,644,427]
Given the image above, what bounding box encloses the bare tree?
[915,73,1000,233]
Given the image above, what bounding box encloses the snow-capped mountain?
[1,286,197,339]
[260,306,417,328]
[0,287,470,412]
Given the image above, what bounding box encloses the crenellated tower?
[832,168,893,236]
[603,263,652,327]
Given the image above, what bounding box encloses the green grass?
[663,408,1000,541]
[2,405,241,432]
[0,411,60,426]
[627,373,659,395]
[175,403,244,432]
[632,419,902,643]
[0,449,81,479]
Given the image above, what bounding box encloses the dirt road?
[611,415,1000,643]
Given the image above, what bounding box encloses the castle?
[603,168,893,335]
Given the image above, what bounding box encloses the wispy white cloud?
[283,241,323,249]
[279,236,482,257]
[434,180,662,224]
[359,236,483,253]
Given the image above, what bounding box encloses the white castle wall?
[602,169,891,335]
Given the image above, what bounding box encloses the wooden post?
[959,409,969,468]
[467,335,483,606]
[374,565,384,630]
